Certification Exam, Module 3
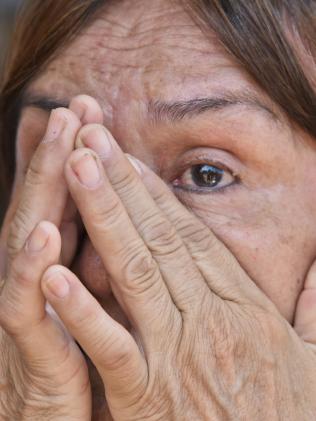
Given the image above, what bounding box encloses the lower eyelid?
[172,179,240,196]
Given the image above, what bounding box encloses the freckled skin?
[2,1,316,400]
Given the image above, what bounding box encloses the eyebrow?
[21,90,278,123]
[148,92,278,123]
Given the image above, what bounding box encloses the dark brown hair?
[1,0,315,208]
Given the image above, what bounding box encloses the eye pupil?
[191,164,224,187]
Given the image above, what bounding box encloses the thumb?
[294,260,316,349]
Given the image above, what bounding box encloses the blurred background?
[0,0,21,70]
[0,0,21,220]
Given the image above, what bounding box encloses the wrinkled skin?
[6,0,316,320]
[1,0,316,419]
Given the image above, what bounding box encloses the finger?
[0,222,61,333]
[41,265,148,404]
[69,94,104,125]
[131,157,265,303]
[7,108,81,261]
[7,94,103,265]
[78,125,208,307]
[59,95,104,266]
[294,260,316,345]
[66,147,179,339]
[0,222,79,368]
[75,125,207,309]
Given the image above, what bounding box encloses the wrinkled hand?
[39,121,316,420]
[0,96,103,420]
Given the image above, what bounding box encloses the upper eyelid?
[173,155,241,181]
[21,96,69,112]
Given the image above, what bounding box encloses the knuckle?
[142,216,180,253]
[7,212,30,258]
[98,333,134,372]
[69,300,100,330]
[121,250,160,296]
[9,258,37,290]
[0,279,43,338]
[151,187,170,205]
[9,261,26,286]
[91,197,125,230]
[0,298,23,337]
[194,301,237,360]
[112,169,136,195]
[178,219,217,253]
[25,158,47,187]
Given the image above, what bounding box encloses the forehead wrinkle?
[81,33,225,88]
[81,3,211,61]
[28,0,284,139]
[84,21,208,61]
[47,1,226,91]
[95,1,188,36]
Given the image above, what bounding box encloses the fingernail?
[71,152,101,188]
[126,155,143,175]
[26,222,49,253]
[42,110,66,143]
[45,272,70,299]
[78,127,112,160]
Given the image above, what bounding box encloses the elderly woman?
[0,0,316,419]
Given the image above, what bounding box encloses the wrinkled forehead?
[28,0,254,124]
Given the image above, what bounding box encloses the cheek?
[191,186,316,323]
[219,225,310,323]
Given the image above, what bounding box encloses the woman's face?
[2,0,316,323]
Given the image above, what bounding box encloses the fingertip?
[69,95,104,125]
[50,107,81,132]
[41,265,74,300]
[40,107,81,150]
[74,124,113,160]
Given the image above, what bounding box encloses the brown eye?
[191,164,224,188]
[174,164,235,192]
